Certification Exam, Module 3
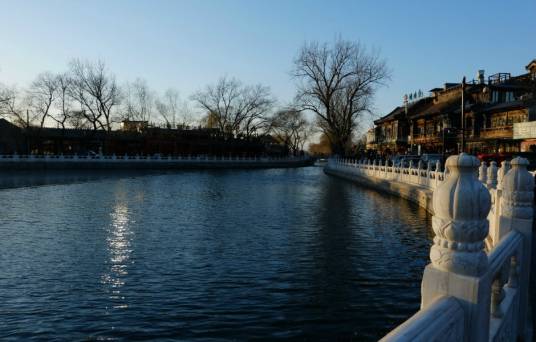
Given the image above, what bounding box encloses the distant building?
[365,128,376,150]
[0,119,288,156]
[0,119,25,153]
[120,120,149,132]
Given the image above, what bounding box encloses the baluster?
[434,160,441,188]
[478,161,487,184]
[490,275,504,318]
[507,254,519,289]
[421,153,492,341]
[487,161,498,189]
[499,157,534,336]
[497,160,511,190]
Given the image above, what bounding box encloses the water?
[0,167,433,341]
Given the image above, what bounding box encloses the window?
[419,127,425,135]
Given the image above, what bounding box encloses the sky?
[0,0,534,131]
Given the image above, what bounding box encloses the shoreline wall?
[324,164,434,214]
[0,155,314,171]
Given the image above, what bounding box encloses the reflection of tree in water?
[0,170,168,190]
[300,176,364,339]
[364,187,433,240]
[303,176,433,340]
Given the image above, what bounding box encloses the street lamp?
[461,76,466,153]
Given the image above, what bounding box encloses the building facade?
[369,60,536,157]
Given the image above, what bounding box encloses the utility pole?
[461,77,466,153]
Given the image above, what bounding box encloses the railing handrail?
[487,230,523,278]
[380,296,464,341]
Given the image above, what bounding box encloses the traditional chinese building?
[0,119,287,156]
[370,59,536,156]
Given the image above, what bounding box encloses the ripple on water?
[0,167,432,341]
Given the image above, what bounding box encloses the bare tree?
[69,59,120,131]
[0,84,12,111]
[68,110,91,130]
[0,84,15,120]
[240,84,274,138]
[0,85,35,128]
[123,78,153,122]
[53,73,73,129]
[155,88,179,128]
[28,72,58,128]
[192,76,274,138]
[270,108,311,153]
[293,39,390,155]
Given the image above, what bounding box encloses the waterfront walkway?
[325,155,534,341]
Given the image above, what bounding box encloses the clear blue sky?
[0,0,534,129]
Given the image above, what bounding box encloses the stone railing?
[327,155,533,341]
[327,158,448,190]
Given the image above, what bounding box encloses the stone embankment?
[324,158,446,214]
[0,154,314,171]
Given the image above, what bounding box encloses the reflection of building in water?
[364,187,433,239]
[101,197,134,309]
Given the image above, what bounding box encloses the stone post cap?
[445,153,479,170]
[502,156,534,216]
[510,156,529,167]
[431,153,490,276]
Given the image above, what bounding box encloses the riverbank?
[0,154,314,170]
[324,162,434,214]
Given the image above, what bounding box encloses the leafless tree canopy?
[53,73,74,129]
[155,88,179,128]
[155,89,195,129]
[69,59,120,131]
[293,39,389,155]
[192,76,275,138]
[28,72,58,128]
[0,85,34,128]
[270,109,312,153]
[123,78,153,122]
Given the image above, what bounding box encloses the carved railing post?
[417,160,423,183]
[490,275,504,318]
[497,160,511,191]
[435,160,441,188]
[487,161,498,189]
[421,153,492,342]
[498,157,534,338]
[479,161,487,184]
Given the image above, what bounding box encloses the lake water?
[0,166,432,341]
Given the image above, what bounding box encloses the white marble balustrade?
[326,155,534,342]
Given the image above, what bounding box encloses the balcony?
[478,126,513,139]
[375,136,407,144]
[411,133,441,144]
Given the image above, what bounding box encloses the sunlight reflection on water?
[101,188,134,308]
